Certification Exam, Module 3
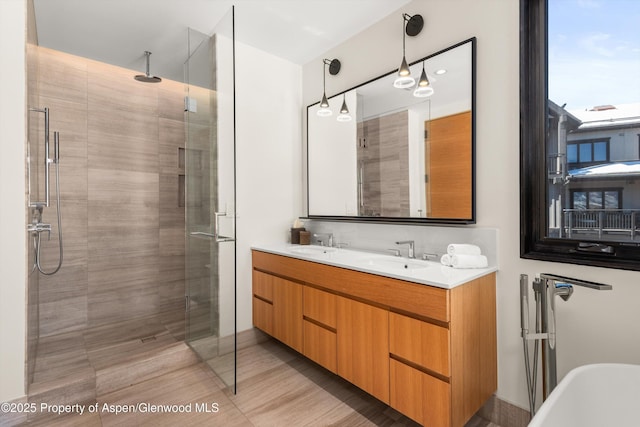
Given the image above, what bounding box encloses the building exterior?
[548,102,640,240]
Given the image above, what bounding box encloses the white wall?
[308,90,358,216]
[0,0,27,402]
[235,40,302,332]
[302,0,640,411]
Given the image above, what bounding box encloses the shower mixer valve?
[28,222,52,239]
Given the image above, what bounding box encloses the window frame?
[567,138,610,168]
[520,0,640,271]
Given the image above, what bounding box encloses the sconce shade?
[337,94,352,122]
[318,92,332,116]
[320,93,330,109]
[394,56,415,88]
[413,65,434,97]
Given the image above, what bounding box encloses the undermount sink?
[359,257,430,271]
[288,245,337,255]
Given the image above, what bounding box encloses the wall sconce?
[336,93,352,122]
[317,58,341,117]
[413,61,434,97]
[393,13,423,89]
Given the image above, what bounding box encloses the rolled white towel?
[447,243,482,256]
[450,254,488,269]
[440,254,453,266]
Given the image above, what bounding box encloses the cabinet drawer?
[303,286,336,328]
[252,296,273,335]
[390,359,451,427]
[253,270,273,301]
[303,320,337,373]
[390,312,450,377]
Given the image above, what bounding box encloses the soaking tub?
[529,363,640,427]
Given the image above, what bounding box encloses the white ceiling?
[33,0,412,82]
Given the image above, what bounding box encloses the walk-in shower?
[24,2,237,415]
[27,106,63,275]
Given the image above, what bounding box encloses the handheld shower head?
[134,51,162,83]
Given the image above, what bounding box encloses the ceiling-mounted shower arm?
[144,51,151,76]
[134,51,162,83]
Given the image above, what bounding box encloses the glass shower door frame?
[184,6,237,393]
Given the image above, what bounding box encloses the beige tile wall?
[357,110,410,217]
[35,47,186,337]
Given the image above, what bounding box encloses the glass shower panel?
[184,7,236,392]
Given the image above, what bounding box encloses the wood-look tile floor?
[18,339,500,427]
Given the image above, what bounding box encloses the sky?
[548,0,640,112]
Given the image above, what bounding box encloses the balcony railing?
[563,209,640,239]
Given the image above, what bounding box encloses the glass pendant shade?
[336,96,351,122]
[413,67,434,97]
[393,56,415,88]
[317,92,332,116]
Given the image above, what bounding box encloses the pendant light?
[413,61,434,97]
[393,13,423,89]
[337,93,352,122]
[317,58,341,117]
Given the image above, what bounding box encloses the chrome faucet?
[313,232,333,247]
[395,240,415,259]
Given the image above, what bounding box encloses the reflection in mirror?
[307,38,475,223]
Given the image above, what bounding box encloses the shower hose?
[34,160,63,275]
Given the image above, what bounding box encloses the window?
[567,140,609,168]
[570,189,621,210]
[521,0,640,270]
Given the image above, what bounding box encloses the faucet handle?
[422,252,438,261]
[335,242,349,249]
[387,248,401,257]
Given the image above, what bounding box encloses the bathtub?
[529,363,640,427]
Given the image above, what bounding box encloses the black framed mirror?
[307,38,476,224]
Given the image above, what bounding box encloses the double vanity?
[251,244,497,427]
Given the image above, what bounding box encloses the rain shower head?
[134,51,162,83]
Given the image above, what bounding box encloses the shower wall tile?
[88,107,159,173]
[159,255,186,284]
[39,295,88,337]
[88,169,158,204]
[159,228,185,257]
[158,278,186,313]
[160,174,186,227]
[158,80,186,122]
[87,255,161,327]
[159,118,186,175]
[37,47,88,104]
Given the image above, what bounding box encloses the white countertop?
[252,243,498,289]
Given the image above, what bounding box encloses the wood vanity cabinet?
[251,250,497,427]
[252,269,303,353]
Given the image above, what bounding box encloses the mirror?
[307,38,475,223]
